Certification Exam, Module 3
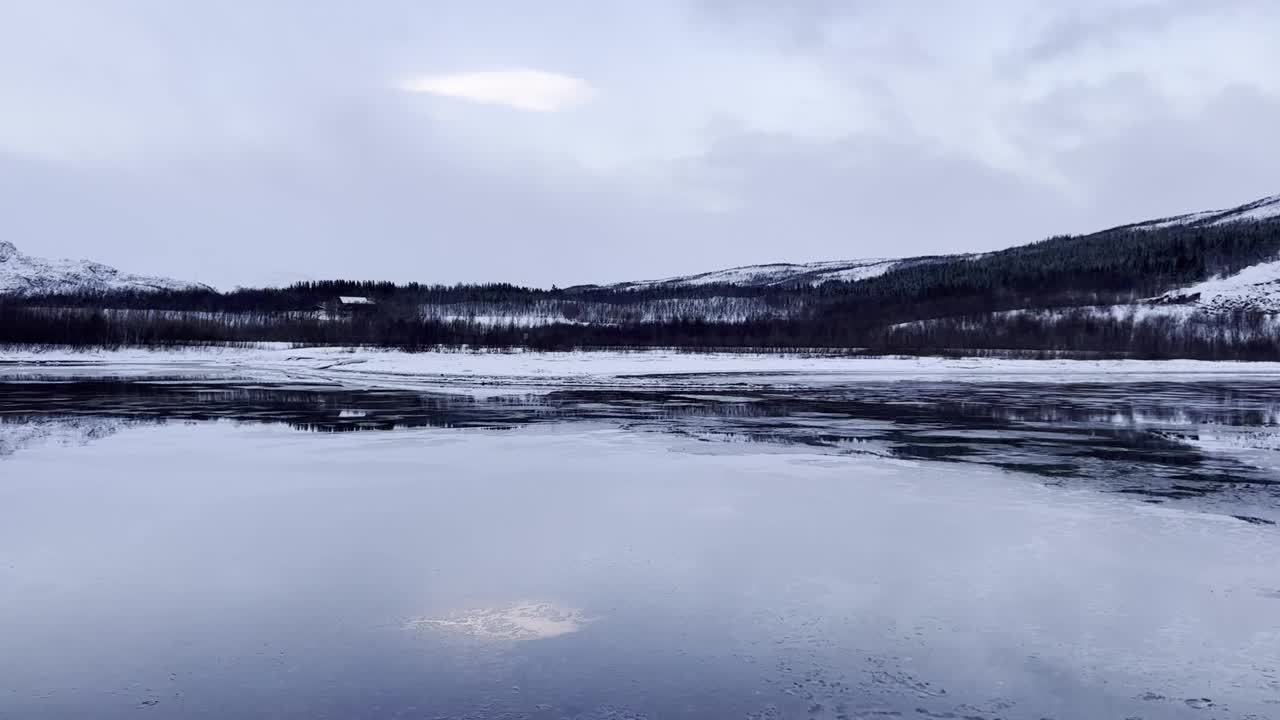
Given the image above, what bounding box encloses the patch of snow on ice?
[405,602,590,641]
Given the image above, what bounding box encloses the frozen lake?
[2,375,1279,719]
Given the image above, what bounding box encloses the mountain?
[820,193,1280,316]
[605,193,1280,315]
[606,195,1280,293]
[5,191,1280,359]
[0,242,211,296]
[1131,194,1280,313]
[604,256,981,291]
[607,258,906,290]
[1121,194,1280,231]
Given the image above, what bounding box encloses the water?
[1,378,1278,719]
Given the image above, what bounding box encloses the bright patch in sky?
[400,69,594,112]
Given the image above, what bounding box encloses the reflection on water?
[2,379,1279,719]
[2,379,1278,520]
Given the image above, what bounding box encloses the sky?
[1,0,1278,289]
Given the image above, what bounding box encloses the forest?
[4,218,1280,359]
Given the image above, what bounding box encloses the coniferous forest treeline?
[4,219,1280,359]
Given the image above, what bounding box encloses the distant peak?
[0,242,209,295]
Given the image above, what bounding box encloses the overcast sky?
[2,0,1278,289]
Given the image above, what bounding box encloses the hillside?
[4,192,1280,359]
[816,199,1280,323]
[0,242,210,296]
[606,258,907,290]
[1152,260,1280,314]
[594,194,1280,315]
[1122,194,1280,231]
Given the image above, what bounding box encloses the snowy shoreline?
[4,344,1280,389]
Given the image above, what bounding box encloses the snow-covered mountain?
[603,195,1280,294]
[1131,194,1280,313]
[607,258,912,290]
[607,194,1280,317]
[1124,194,1280,231]
[0,242,210,296]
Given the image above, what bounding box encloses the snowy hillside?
[0,242,210,295]
[1125,194,1280,231]
[1154,259,1280,313]
[607,258,908,290]
[604,195,1280,293]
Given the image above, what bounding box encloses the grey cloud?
[0,90,726,289]
[1050,84,1280,230]
[0,118,1064,289]
[683,131,1070,261]
[676,79,1280,267]
[6,79,1277,290]
[690,0,867,49]
[0,0,1276,290]
[694,0,855,24]
[1012,0,1261,67]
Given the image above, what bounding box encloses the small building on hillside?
[318,296,378,317]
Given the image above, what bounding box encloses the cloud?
[692,0,856,48]
[1012,0,1259,67]
[2,1,1278,291]
[399,69,595,112]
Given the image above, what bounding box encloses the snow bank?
[4,345,1280,389]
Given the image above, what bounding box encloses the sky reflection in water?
[1,379,1279,719]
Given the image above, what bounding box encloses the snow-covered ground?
[890,304,1203,329]
[894,302,1280,330]
[419,296,794,325]
[1156,258,1280,313]
[5,345,1280,390]
[0,242,209,295]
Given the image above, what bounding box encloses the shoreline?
[4,344,1280,390]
